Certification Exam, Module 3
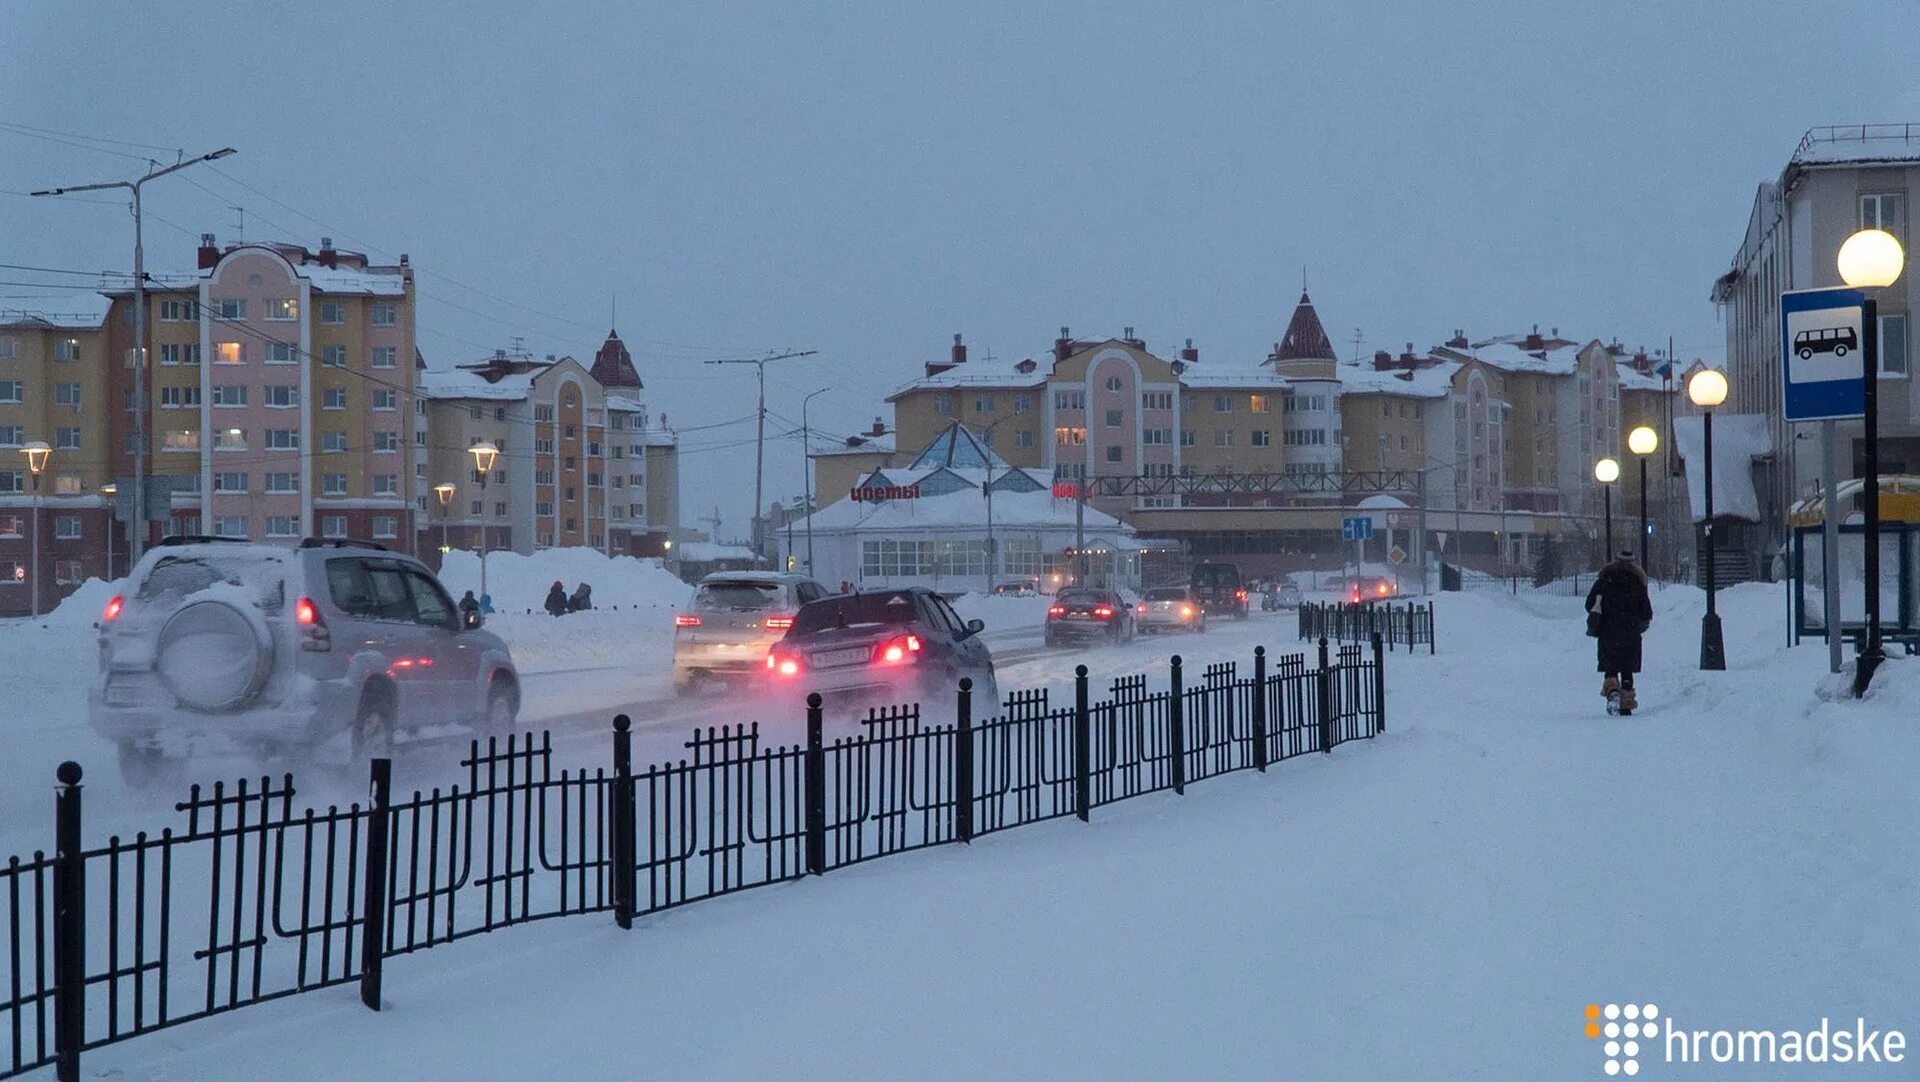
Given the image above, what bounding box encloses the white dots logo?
[1588,1002,1658,1076]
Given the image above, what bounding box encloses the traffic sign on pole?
[1341,516,1374,542]
[1781,287,1868,422]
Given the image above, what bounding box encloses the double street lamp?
[1837,226,1905,695]
[1593,457,1620,559]
[469,443,499,600]
[20,441,51,619]
[1688,368,1729,670]
[1628,426,1659,577]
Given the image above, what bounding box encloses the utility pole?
[706,349,817,560]
[33,146,238,562]
[801,387,830,575]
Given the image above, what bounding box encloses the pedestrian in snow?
[567,582,593,612]
[1585,549,1654,714]
[544,580,570,617]
[478,592,494,615]
[458,590,481,626]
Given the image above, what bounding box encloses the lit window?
[215,428,248,451]
[53,338,79,362]
[163,429,200,452]
[264,299,297,321]
[215,342,243,364]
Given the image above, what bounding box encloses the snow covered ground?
[12,577,1915,1079]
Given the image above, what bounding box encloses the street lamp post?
[469,443,499,601]
[1688,369,1729,670]
[977,412,1021,593]
[1628,426,1659,577]
[31,147,237,565]
[100,483,119,581]
[21,442,51,618]
[1837,227,1905,696]
[1594,457,1620,560]
[433,482,456,565]
[800,387,831,576]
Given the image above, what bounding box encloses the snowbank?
[43,576,122,628]
[437,549,690,615]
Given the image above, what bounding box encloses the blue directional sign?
[1341,516,1374,542]
[1781,287,1868,422]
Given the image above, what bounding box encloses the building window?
[1104,409,1123,428]
[373,430,399,452]
[322,431,347,453]
[535,468,554,485]
[322,473,349,496]
[320,302,346,325]
[264,428,298,450]
[1014,395,1031,413]
[371,346,396,369]
[323,388,347,410]
[370,475,398,496]
[215,342,243,365]
[371,304,397,326]
[1249,394,1270,413]
[0,427,17,447]
[214,472,248,493]
[321,515,347,538]
[53,515,81,540]
[1214,430,1234,447]
[975,397,996,413]
[468,405,482,421]
[934,395,953,415]
[370,515,398,539]
[469,499,483,516]
[160,385,201,409]
[1014,430,1035,448]
[261,341,294,364]
[160,343,200,366]
[1180,429,1195,447]
[52,338,79,362]
[54,427,81,450]
[1860,192,1905,233]
[212,384,248,407]
[264,385,298,408]
[214,299,245,320]
[0,381,18,404]
[214,516,248,538]
[160,299,195,322]
[1880,313,1909,378]
[264,299,298,321]
[1251,429,1271,447]
[54,382,82,406]
[315,345,345,368]
[535,501,555,517]
[1053,390,1085,411]
[1053,426,1086,446]
[1213,394,1231,413]
[372,390,397,411]
[264,515,298,538]
[534,404,554,422]
[265,472,298,494]
[534,438,555,454]
[1105,445,1123,463]
[163,429,199,452]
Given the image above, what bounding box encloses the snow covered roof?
[1177,369,1293,389]
[1790,124,1920,168]
[795,485,1128,535]
[678,541,761,563]
[810,436,895,458]
[605,394,645,414]
[885,369,1048,399]
[1355,494,1409,510]
[1465,338,1583,375]
[1,295,110,328]
[123,263,408,297]
[1672,413,1772,523]
[1617,367,1677,393]
[417,364,547,401]
[1336,360,1460,399]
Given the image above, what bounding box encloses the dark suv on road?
[766,588,997,705]
[1190,562,1248,619]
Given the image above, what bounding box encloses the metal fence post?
[52,762,83,1082]
[1168,655,1187,795]
[359,757,392,1011]
[1428,600,1437,655]
[955,678,975,844]
[1250,646,1269,772]
[1073,665,1091,822]
[804,693,825,875]
[1371,632,1387,734]
[1316,638,1335,754]
[611,714,636,929]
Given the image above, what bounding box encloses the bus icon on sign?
[1794,326,1857,361]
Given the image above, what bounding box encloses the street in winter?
[3,4,1918,1080]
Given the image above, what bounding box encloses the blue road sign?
[1781,287,1868,422]
[1342,516,1374,542]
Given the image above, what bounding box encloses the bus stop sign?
[1780,287,1867,422]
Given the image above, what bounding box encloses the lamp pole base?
[1853,646,1885,698]
[1699,611,1726,671]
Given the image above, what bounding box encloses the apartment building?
[416,330,678,561]
[1712,124,1917,557]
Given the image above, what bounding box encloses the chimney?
[869,416,886,437]
[1054,326,1073,364]
[1400,343,1420,367]
[1179,337,1199,364]
[1447,329,1469,350]
[1122,326,1143,348]
[1550,326,1559,339]
[951,333,966,367]
[318,236,337,269]
[197,233,219,269]
[1523,324,1545,351]
[1373,350,1394,371]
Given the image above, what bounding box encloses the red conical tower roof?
[1273,292,1335,362]
[590,329,642,389]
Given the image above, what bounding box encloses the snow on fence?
[1,639,1389,1081]
[1298,600,1437,653]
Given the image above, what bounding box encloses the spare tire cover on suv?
[156,598,275,712]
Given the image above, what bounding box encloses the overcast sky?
[5,1,1916,537]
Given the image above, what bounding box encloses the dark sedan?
[1044,588,1136,647]
[766,588,998,706]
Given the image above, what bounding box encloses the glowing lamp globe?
[1837,229,1905,289]
[1628,426,1659,456]
[1594,458,1620,484]
[1688,369,1728,409]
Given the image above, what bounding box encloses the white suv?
[90,537,519,778]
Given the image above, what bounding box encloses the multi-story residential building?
[417,330,678,561]
[100,235,420,547]
[1713,124,1917,559]
[0,309,115,614]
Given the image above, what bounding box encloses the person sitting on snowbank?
[544,580,570,617]
[567,582,593,613]
[1585,549,1654,714]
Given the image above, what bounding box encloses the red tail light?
[766,652,801,676]
[295,597,331,652]
[1047,604,1066,617]
[763,615,794,631]
[1135,603,1147,615]
[1376,583,1391,595]
[295,597,320,626]
[675,613,703,628]
[1093,605,1114,619]
[875,634,923,664]
[101,595,124,623]
[1235,589,1247,601]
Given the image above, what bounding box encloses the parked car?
[1190,561,1248,619]
[673,572,829,693]
[1347,576,1398,603]
[1044,587,1136,647]
[765,588,996,705]
[1136,586,1207,634]
[89,537,519,780]
[1261,580,1305,611]
[990,579,1041,598]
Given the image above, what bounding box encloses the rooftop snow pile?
[1672,414,1771,522]
[438,548,690,613]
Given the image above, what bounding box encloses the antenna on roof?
[1350,328,1364,365]
[231,205,245,243]
[610,293,617,333]
[510,335,525,357]
[1302,264,1308,293]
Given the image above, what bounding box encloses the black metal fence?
[1298,600,1436,653]
[3,638,1390,1081]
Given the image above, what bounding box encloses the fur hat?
[1616,549,1636,562]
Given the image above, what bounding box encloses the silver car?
[89,537,518,779]
[673,572,829,693]
[1136,586,1208,634]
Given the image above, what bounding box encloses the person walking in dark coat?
[1585,550,1654,714]
[544,580,570,617]
[458,590,481,626]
